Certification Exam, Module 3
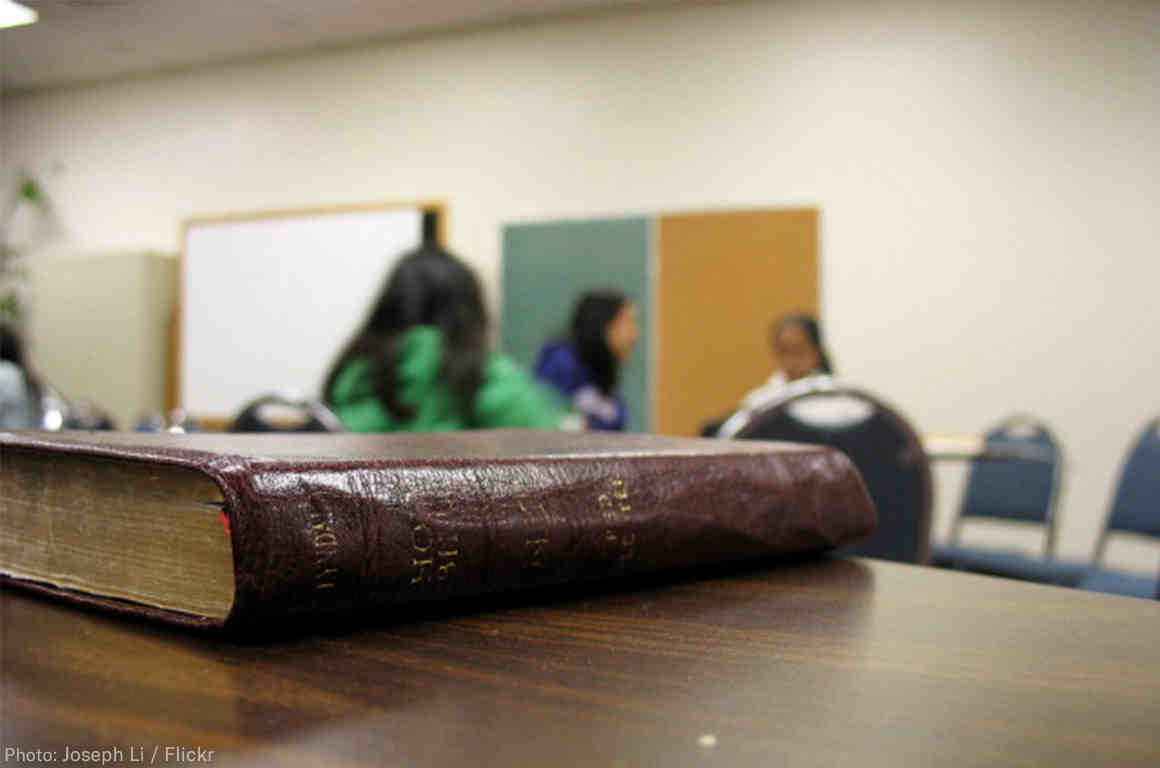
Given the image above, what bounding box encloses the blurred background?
[1,0,1157,583]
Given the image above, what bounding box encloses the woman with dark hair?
[714,312,835,437]
[767,313,833,379]
[324,245,564,432]
[534,291,639,431]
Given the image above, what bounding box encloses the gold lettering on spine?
[410,514,461,585]
[598,478,636,563]
[307,502,339,591]
[520,502,551,570]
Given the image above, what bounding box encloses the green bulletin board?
[501,218,651,432]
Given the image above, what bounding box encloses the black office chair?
[37,383,118,431]
[230,393,346,433]
[735,384,932,564]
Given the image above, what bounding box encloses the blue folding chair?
[932,416,1070,582]
[1076,418,1160,599]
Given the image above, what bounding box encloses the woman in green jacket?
[322,244,565,432]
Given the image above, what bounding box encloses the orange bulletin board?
[655,209,819,436]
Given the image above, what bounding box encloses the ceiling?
[0,0,659,92]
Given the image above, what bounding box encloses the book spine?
[220,450,873,631]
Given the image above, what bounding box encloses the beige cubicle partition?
[29,252,177,430]
[655,208,819,436]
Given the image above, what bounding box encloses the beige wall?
[3,0,1157,571]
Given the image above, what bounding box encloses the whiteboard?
[181,206,424,416]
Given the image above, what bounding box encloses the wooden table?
[922,434,1055,463]
[2,557,1158,767]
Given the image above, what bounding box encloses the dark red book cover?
[0,430,875,634]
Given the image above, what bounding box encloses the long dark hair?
[773,313,834,374]
[323,245,488,422]
[571,291,627,395]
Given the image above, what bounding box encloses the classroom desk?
[2,557,1158,767]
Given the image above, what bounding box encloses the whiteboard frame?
[172,199,447,424]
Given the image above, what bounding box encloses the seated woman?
[534,292,639,431]
[323,245,565,432]
[0,324,41,430]
[714,313,835,438]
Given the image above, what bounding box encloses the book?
[0,430,875,634]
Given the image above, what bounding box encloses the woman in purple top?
[534,292,639,431]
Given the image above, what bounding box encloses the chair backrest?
[736,385,932,564]
[1106,418,1160,539]
[954,416,1063,556]
[230,394,346,433]
[1090,418,1160,568]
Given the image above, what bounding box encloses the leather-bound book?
[0,430,874,634]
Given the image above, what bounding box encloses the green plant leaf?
[19,178,42,203]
